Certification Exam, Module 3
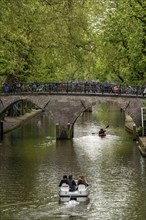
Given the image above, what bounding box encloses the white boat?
[59,183,89,202]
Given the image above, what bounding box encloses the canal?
[0,103,146,220]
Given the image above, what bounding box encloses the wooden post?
[21,100,24,115]
[56,123,74,140]
[133,123,137,141]
[56,123,60,140]
[0,121,4,142]
[67,123,74,139]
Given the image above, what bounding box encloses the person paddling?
[99,128,105,135]
[99,125,109,136]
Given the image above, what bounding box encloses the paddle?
[105,125,109,129]
[92,125,109,134]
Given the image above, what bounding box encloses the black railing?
[1,82,146,96]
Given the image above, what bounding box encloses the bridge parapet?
[1,81,145,96]
[0,93,145,139]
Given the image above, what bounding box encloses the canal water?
[0,103,146,220]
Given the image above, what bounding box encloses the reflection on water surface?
[0,104,146,220]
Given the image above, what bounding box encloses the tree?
[96,0,146,84]
[0,0,145,84]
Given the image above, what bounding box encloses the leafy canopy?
[0,0,145,84]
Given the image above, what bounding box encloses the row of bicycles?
[1,82,146,96]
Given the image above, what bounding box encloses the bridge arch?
[66,99,129,140]
[0,94,145,139]
[0,97,44,120]
[44,95,144,139]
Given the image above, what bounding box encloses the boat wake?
[64,200,79,207]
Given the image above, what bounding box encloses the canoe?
[99,132,106,137]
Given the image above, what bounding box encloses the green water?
[0,103,146,220]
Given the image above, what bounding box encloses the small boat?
[99,132,106,137]
[98,126,109,137]
[59,183,89,202]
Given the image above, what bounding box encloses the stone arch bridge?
[0,93,145,139]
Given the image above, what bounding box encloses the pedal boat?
[59,183,89,202]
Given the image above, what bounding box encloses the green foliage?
[0,0,145,84]
[96,0,146,84]
[136,126,142,136]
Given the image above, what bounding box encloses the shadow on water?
[0,103,146,219]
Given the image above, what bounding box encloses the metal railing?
[1,82,146,96]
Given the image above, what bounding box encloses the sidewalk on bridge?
[3,109,42,133]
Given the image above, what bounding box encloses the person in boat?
[59,175,69,187]
[77,175,89,187]
[68,175,76,191]
[99,128,105,135]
